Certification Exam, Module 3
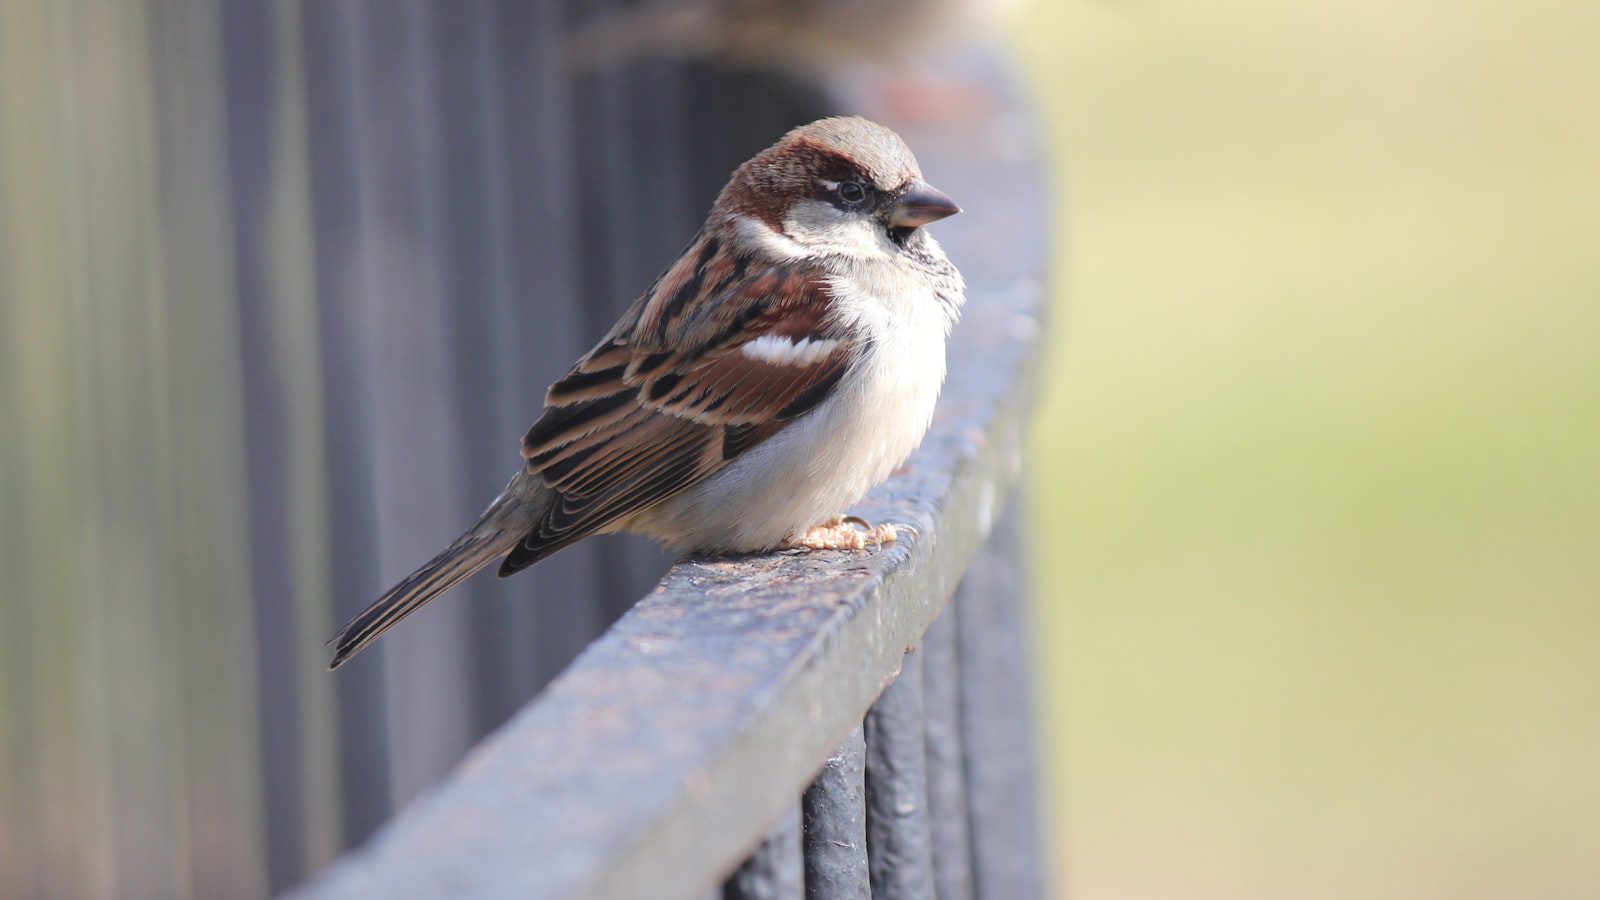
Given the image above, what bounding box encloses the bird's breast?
[634,275,950,553]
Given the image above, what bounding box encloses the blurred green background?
[1014,0,1600,897]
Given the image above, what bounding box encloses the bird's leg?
[788,515,902,551]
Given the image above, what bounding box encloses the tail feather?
[328,473,540,669]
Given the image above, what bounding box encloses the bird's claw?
[789,516,904,551]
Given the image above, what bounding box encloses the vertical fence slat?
[72,3,195,894]
[0,3,115,894]
[218,0,309,890]
[230,0,345,883]
[957,507,1045,899]
[801,726,870,900]
[328,0,474,803]
[144,0,270,893]
[298,0,395,846]
[864,649,936,900]
[0,169,17,891]
[922,605,975,900]
[722,802,804,900]
[221,0,344,888]
[491,0,614,690]
[431,0,532,737]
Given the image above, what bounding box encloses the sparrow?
[328,116,964,669]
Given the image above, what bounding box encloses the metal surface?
[801,727,870,900]
[922,606,975,900]
[865,651,936,900]
[295,56,1046,898]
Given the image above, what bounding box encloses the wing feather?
[501,254,852,575]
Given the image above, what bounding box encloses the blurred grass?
[1011,1,1600,897]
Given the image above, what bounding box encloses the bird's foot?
[789,516,901,551]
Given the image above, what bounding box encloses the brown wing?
[498,257,852,575]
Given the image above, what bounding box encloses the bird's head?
[715,116,962,260]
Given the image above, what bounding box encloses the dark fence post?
[923,605,976,900]
[864,650,936,900]
[801,726,871,900]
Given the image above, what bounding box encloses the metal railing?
[295,53,1049,899]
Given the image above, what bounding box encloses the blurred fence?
[0,2,1042,897]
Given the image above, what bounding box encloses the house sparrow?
[329,116,963,669]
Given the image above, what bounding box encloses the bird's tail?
[327,471,542,669]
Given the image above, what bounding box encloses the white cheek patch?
[734,215,808,260]
[741,335,840,366]
[783,200,894,260]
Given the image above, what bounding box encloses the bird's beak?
[889,181,962,229]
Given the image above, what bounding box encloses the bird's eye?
[837,181,867,206]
